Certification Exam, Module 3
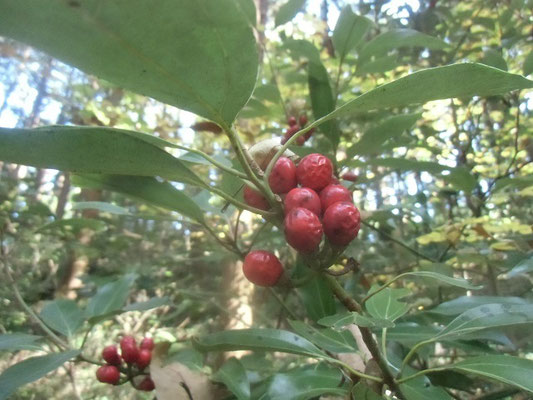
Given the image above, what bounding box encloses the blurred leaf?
[506,253,533,277]
[295,264,336,321]
[0,350,80,400]
[524,52,533,76]
[442,167,477,193]
[124,296,169,312]
[351,382,385,399]
[86,273,137,318]
[40,299,84,337]
[481,49,507,71]
[429,296,530,315]
[356,54,400,75]
[288,320,358,353]
[193,329,326,358]
[212,358,250,400]
[37,218,106,233]
[0,334,43,351]
[332,6,373,60]
[382,323,440,344]
[400,374,453,400]
[318,312,394,329]
[275,0,305,27]
[366,287,410,322]
[0,0,257,125]
[72,201,130,215]
[368,158,448,173]
[401,271,481,289]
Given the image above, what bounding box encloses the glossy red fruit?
[96,365,120,385]
[268,157,297,194]
[138,376,155,391]
[243,185,270,211]
[284,188,321,216]
[299,114,308,127]
[140,337,155,351]
[341,171,358,182]
[243,250,283,287]
[120,337,140,364]
[296,135,306,146]
[120,335,136,348]
[102,345,121,366]
[304,127,315,140]
[320,184,352,211]
[284,207,323,253]
[136,349,152,370]
[288,116,297,126]
[323,202,361,246]
[296,153,333,191]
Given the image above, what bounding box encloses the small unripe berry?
[284,207,323,253]
[296,153,333,191]
[136,349,152,370]
[320,184,352,211]
[96,365,120,385]
[140,337,155,351]
[284,188,321,216]
[102,345,121,366]
[243,250,283,287]
[138,376,155,391]
[288,116,297,126]
[323,202,361,246]
[269,157,297,194]
[299,114,308,127]
[341,171,358,182]
[243,185,270,211]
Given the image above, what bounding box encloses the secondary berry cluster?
[281,114,314,145]
[243,151,360,287]
[95,335,155,391]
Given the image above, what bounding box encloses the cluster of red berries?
[243,153,360,287]
[95,335,155,391]
[281,114,314,145]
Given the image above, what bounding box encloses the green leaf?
[524,52,533,76]
[435,303,533,340]
[451,355,533,393]
[267,364,348,400]
[400,375,453,400]
[368,158,449,174]
[295,266,336,321]
[0,126,204,187]
[193,329,326,358]
[73,174,205,224]
[123,296,169,312]
[356,54,399,76]
[288,320,358,353]
[275,0,306,27]
[332,6,373,61]
[506,254,533,277]
[481,49,508,71]
[366,287,410,322]
[358,29,449,65]
[381,323,440,344]
[401,271,481,290]
[0,334,43,351]
[37,218,106,234]
[40,299,84,337]
[212,358,250,400]
[442,167,477,193]
[72,201,130,215]
[351,383,385,399]
[85,273,137,318]
[347,113,421,157]
[318,311,395,329]
[429,296,529,316]
[0,0,257,125]
[0,350,80,400]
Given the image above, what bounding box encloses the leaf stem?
[399,339,434,377]
[206,185,276,217]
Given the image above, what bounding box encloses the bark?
[55,172,70,220]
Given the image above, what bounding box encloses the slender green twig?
[267,288,298,320]
[396,366,446,384]
[399,339,434,376]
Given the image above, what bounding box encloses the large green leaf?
[351,383,385,399]
[288,320,358,353]
[0,350,80,400]
[429,296,530,316]
[212,358,250,400]
[366,287,410,322]
[400,271,481,290]
[0,0,258,125]
[451,355,533,393]
[0,334,43,351]
[275,0,306,27]
[400,375,453,400]
[295,267,336,322]
[506,254,533,277]
[193,329,326,358]
[40,299,85,337]
[0,127,204,187]
[318,311,394,329]
[332,6,373,61]
[85,273,137,318]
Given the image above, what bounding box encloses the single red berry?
[288,116,297,127]
[138,376,155,391]
[120,335,136,348]
[243,250,283,287]
[304,127,315,140]
[102,345,121,366]
[296,135,306,146]
[299,114,308,127]
[281,125,300,144]
[140,337,155,351]
[296,153,333,191]
[284,188,321,216]
[341,171,358,182]
[284,207,323,253]
[121,343,140,364]
[96,365,120,385]
[323,202,361,246]
[136,349,152,370]
[320,184,352,211]
[243,185,270,211]
[269,157,297,194]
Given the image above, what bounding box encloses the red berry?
[284,207,323,253]
[140,337,155,351]
[296,135,306,146]
[341,171,358,182]
[136,349,152,370]
[284,188,321,216]
[268,157,297,194]
[322,202,361,246]
[296,153,333,191]
[282,125,300,144]
[243,250,283,287]
[304,127,315,140]
[121,343,140,364]
[288,116,297,126]
[96,365,120,385]
[299,114,308,127]
[102,345,121,366]
[320,184,352,211]
[138,376,155,391]
[243,185,270,211]
[120,335,136,348]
